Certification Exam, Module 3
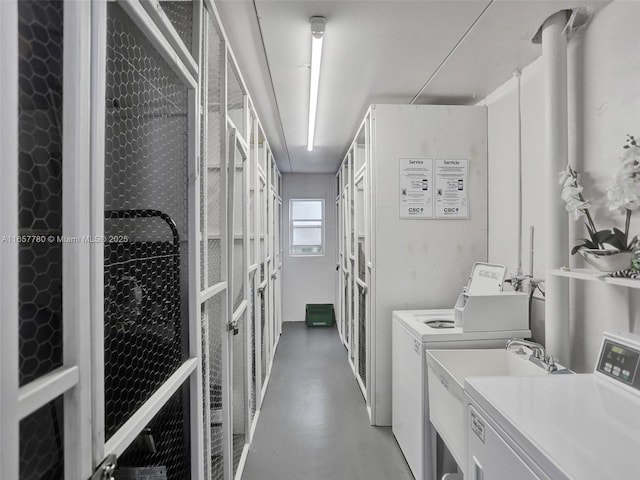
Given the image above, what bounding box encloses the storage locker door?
[2,2,93,478]
[355,172,367,397]
[258,165,268,397]
[228,127,249,477]
[99,2,201,479]
[200,7,228,479]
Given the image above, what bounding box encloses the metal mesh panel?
[104,3,189,439]
[203,294,224,479]
[350,299,355,360]
[355,137,366,172]
[200,303,210,480]
[159,1,193,53]
[358,286,366,388]
[227,64,244,138]
[207,169,222,287]
[248,114,256,267]
[114,384,191,480]
[232,311,246,476]
[18,0,64,387]
[259,179,266,283]
[344,285,349,345]
[232,157,245,311]
[258,130,266,170]
[233,239,244,311]
[20,396,63,480]
[249,277,257,422]
[204,15,223,289]
[249,191,255,266]
[356,175,366,281]
[260,291,266,384]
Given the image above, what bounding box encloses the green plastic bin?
[305,304,335,327]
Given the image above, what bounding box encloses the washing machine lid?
[466,374,640,480]
[392,310,529,342]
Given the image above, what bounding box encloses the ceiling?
[215,0,608,174]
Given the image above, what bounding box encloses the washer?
[391,309,530,480]
[465,331,640,480]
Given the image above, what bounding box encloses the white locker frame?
[1,1,206,478]
[199,7,230,480]
[0,5,19,477]
[0,2,95,478]
[257,151,269,403]
[96,1,204,478]
[227,125,250,479]
[337,168,342,343]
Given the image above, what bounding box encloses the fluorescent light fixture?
[307,16,326,152]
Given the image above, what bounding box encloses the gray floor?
[242,322,413,480]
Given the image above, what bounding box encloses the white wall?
[282,173,337,322]
[484,0,640,372]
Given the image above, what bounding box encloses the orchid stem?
[577,192,603,248]
[625,208,632,247]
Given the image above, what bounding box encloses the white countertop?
[465,374,640,480]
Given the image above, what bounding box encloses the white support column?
[90,0,107,467]
[542,10,571,367]
[64,2,94,478]
[0,2,20,479]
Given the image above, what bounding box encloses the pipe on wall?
[542,11,571,366]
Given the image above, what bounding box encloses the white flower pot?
[578,249,633,272]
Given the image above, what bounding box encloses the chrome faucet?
[506,339,558,372]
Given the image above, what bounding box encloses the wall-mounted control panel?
[596,332,640,393]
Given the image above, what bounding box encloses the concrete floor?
[242,322,413,480]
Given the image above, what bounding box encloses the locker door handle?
[228,321,239,335]
[473,456,484,480]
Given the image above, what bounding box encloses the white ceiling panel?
[215,0,610,174]
[255,0,491,172]
[415,0,610,104]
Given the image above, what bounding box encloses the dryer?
[391,309,530,480]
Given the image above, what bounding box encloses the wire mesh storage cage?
[104,0,189,441]
[114,385,191,480]
[17,1,65,477]
[6,2,283,478]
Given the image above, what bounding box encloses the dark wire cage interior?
[114,384,191,480]
[104,2,189,440]
[103,211,184,438]
[359,286,367,388]
[18,2,65,479]
[18,0,64,388]
[204,295,224,480]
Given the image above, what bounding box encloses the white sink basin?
[428,348,549,389]
[425,348,552,475]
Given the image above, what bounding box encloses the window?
[290,199,324,256]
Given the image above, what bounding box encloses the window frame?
[289,198,325,257]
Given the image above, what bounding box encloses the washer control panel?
[596,332,640,392]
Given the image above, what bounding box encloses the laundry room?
[1,1,640,480]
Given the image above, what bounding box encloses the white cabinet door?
[467,406,544,480]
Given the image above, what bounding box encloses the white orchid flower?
[559,165,592,220]
[607,141,640,212]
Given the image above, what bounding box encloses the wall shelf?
[551,268,640,289]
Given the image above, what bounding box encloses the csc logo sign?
[408,208,424,214]
[443,207,459,214]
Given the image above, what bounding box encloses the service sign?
[435,158,469,219]
[399,157,434,219]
